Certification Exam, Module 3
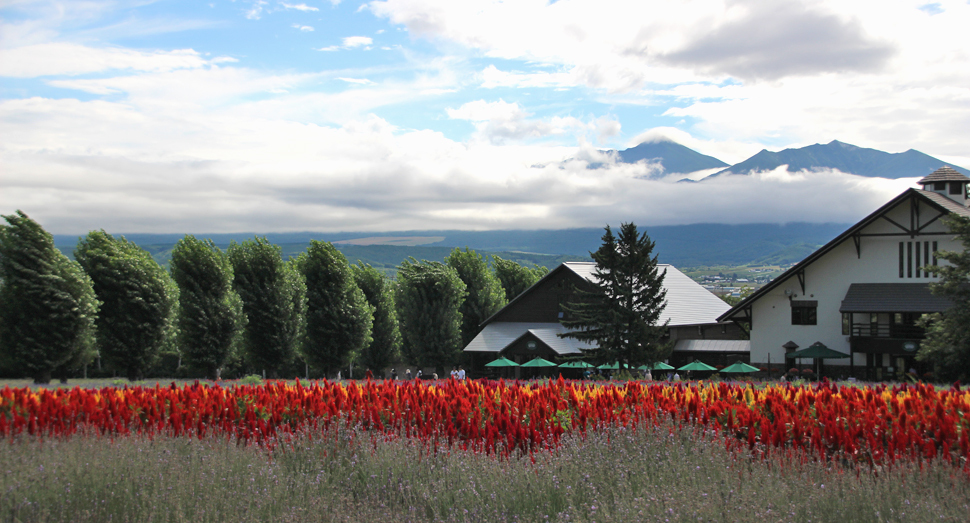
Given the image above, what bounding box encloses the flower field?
[2,378,968,469]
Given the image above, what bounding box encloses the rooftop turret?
[918,166,970,206]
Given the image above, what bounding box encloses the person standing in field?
[457,366,466,380]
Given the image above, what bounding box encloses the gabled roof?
[484,261,729,328]
[918,166,970,185]
[463,322,592,355]
[718,188,968,322]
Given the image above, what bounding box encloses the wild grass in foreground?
[1,422,967,523]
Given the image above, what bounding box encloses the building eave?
[717,188,962,323]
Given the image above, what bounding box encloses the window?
[950,182,962,195]
[915,241,921,278]
[934,181,946,191]
[907,242,913,278]
[791,301,817,325]
[924,242,930,278]
[899,242,904,278]
[842,313,851,335]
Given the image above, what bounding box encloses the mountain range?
[611,139,969,180]
[52,222,849,270]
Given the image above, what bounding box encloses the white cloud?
[0,43,212,78]
[318,36,374,52]
[337,77,374,84]
[369,0,970,160]
[0,94,914,234]
[448,99,597,144]
[245,0,269,20]
[292,24,314,31]
[282,2,319,11]
[343,36,373,48]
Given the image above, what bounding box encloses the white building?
[718,167,970,379]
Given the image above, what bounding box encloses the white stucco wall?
[749,194,961,366]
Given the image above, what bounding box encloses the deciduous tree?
[75,231,178,381]
[298,241,372,377]
[395,259,466,375]
[170,236,244,379]
[228,237,306,378]
[560,223,669,368]
[492,255,548,301]
[447,248,506,347]
[0,211,99,384]
[352,263,401,373]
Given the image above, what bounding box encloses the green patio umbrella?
[559,361,594,368]
[485,356,520,367]
[784,342,849,360]
[650,362,675,371]
[677,361,717,372]
[785,341,849,378]
[597,362,630,370]
[720,361,761,373]
[521,357,558,367]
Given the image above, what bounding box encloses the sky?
[1,0,968,234]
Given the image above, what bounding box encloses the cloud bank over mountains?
[1,0,968,234]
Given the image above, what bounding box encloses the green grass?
[1,421,967,522]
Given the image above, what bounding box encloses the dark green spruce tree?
[170,236,244,379]
[228,237,306,378]
[918,215,970,381]
[447,248,507,347]
[560,223,669,368]
[351,263,402,374]
[298,241,372,377]
[395,259,466,375]
[0,211,99,384]
[75,231,178,381]
[491,255,548,301]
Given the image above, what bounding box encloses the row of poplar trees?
[0,211,548,384]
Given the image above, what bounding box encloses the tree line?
[0,211,548,383]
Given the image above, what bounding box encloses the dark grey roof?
[672,339,750,353]
[919,190,970,218]
[918,166,970,185]
[839,283,952,313]
[718,188,968,322]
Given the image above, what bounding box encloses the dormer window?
[934,182,946,191]
[950,182,962,195]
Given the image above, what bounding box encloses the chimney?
[917,166,970,206]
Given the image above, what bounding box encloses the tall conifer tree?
[918,215,970,380]
[560,223,669,367]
